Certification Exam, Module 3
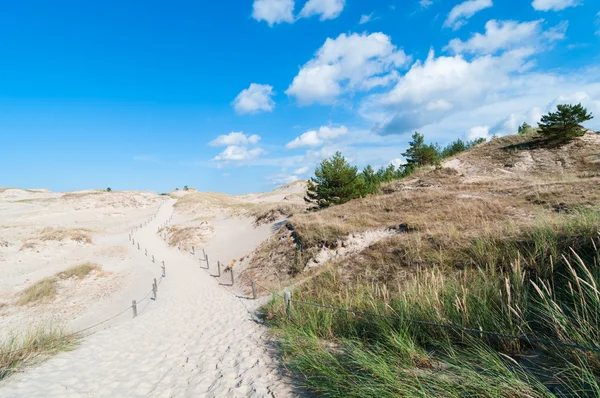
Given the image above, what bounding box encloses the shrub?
[539,103,593,141]
[106,187,112,192]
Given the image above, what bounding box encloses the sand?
[0,191,296,397]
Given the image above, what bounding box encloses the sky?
[1,0,599,194]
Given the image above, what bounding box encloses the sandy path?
[0,199,293,398]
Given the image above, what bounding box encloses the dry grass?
[16,278,57,305]
[56,262,102,279]
[248,132,600,288]
[17,263,104,305]
[38,227,92,244]
[165,225,213,250]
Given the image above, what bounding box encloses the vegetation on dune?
[267,210,600,397]
[0,325,77,380]
[259,107,599,397]
[539,103,593,141]
[17,263,103,305]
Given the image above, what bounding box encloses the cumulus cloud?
[446,20,543,54]
[209,132,261,146]
[532,0,579,11]
[299,0,345,21]
[233,83,275,114]
[252,0,295,26]
[286,33,408,105]
[420,0,433,8]
[285,125,348,149]
[467,125,490,140]
[443,0,493,30]
[214,146,264,161]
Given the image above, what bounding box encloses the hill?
[244,131,600,397]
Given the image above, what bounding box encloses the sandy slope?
[0,199,294,397]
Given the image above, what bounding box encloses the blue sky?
[1,0,599,194]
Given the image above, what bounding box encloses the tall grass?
[266,209,600,397]
[0,326,77,380]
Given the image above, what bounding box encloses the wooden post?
[217,260,220,277]
[137,242,140,250]
[152,254,155,263]
[202,248,206,259]
[162,261,166,277]
[206,255,210,270]
[153,278,157,299]
[252,280,257,300]
[231,268,234,285]
[284,290,292,318]
[132,300,137,317]
[145,248,147,256]
[191,246,195,255]
[132,238,135,245]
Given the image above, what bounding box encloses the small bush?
[106,187,112,192]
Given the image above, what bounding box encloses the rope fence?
[1,205,173,375]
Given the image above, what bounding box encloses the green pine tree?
[538,103,593,141]
[304,152,365,209]
[402,132,441,168]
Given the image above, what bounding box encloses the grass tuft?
[0,325,78,380]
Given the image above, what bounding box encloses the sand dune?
[0,190,295,397]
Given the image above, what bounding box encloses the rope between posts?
[1,205,171,373]
[250,281,600,354]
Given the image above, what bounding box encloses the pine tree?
[304,152,364,209]
[361,165,380,195]
[518,122,531,135]
[538,103,593,141]
[402,132,440,168]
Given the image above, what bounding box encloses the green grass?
[0,326,78,380]
[265,209,600,397]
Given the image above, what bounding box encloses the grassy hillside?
[254,131,600,397]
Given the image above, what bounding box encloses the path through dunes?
[0,199,293,398]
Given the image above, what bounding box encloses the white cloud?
[532,0,578,11]
[293,166,309,175]
[214,146,264,161]
[443,0,493,30]
[286,32,408,105]
[359,13,373,24]
[209,132,261,146]
[420,0,433,8]
[233,83,275,114]
[360,46,551,135]
[467,125,490,140]
[299,0,345,20]
[390,158,404,168]
[446,20,543,54]
[596,12,600,36]
[268,173,299,185]
[286,125,348,149]
[252,0,295,26]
